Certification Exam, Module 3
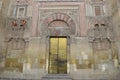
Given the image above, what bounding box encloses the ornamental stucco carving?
[6,17,30,38]
[5,17,31,59]
[39,13,77,36]
[87,16,114,42]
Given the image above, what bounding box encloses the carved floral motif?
[20,19,27,27]
[7,18,29,38]
[11,20,18,27]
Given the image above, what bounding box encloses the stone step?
[0,77,41,80]
[42,74,72,80]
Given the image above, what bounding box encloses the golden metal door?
[49,37,67,74]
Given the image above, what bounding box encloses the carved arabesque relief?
[88,17,114,42]
[92,38,112,69]
[7,17,28,38]
[4,17,30,71]
[88,23,112,50]
[5,17,30,57]
[41,13,76,36]
[48,20,70,36]
[93,38,111,50]
[87,18,115,69]
[8,38,25,50]
[15,0,31,4]
[5,38,26,58]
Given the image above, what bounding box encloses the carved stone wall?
[4,17,30,72]
[0,0,120,79]
[87,16,118,69]
[31,1,87,36]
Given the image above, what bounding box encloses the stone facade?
[0,0,120,80]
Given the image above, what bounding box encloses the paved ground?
[0,68,120,80]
